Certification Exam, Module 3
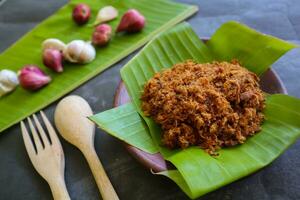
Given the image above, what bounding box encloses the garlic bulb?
[0,69,19,98]
[42,38,66,52]
[63,40,96,64]
[94,6,118,25]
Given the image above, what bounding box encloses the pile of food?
[141,60,265,154]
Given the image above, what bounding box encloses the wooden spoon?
[54,95,119,200]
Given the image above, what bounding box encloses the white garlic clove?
[0,84,8,97]
[0,70,19,86]
[0,69,19,98]
[64,40,96,64]
[63,40,85,63]
[42,38,66,52]
[63,49,77,63]
[94,6,118,25]
[79,42,96,63]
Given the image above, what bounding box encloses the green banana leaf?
[91,21,300,199]
[206,22,296,76]
[91,103,158,154]
[0,0,197,132]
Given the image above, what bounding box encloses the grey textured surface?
[0,0,300,199]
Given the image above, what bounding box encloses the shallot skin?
[92,24,112,46]
[43,49,64,73]
[72,4,91,25]
[19,66,51,91]
[116,9,145,33]
[94,6,118,25]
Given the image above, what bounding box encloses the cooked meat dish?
[141,60,265,154]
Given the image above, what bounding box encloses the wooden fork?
[21,111,70,200]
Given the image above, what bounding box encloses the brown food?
[141,60,265,154]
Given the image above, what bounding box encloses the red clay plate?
[113,40,288,172]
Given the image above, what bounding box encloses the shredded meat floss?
[141,60,265,155]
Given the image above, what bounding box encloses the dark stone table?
[0,0,299,199]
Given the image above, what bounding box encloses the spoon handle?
[48,175,71,200]
[83,146,119,200]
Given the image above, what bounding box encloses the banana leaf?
[91,21,300,199]
[91,103,158,154]
[0,0,198,132]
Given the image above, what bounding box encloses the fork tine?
[27,117,43,152]
[33,114,50,147]
[40,111,60,147]
[21,121,37,156]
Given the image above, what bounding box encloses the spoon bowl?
[55,95,94,149]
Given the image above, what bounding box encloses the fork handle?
[49,176,70,200]
[83,146,119,200]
